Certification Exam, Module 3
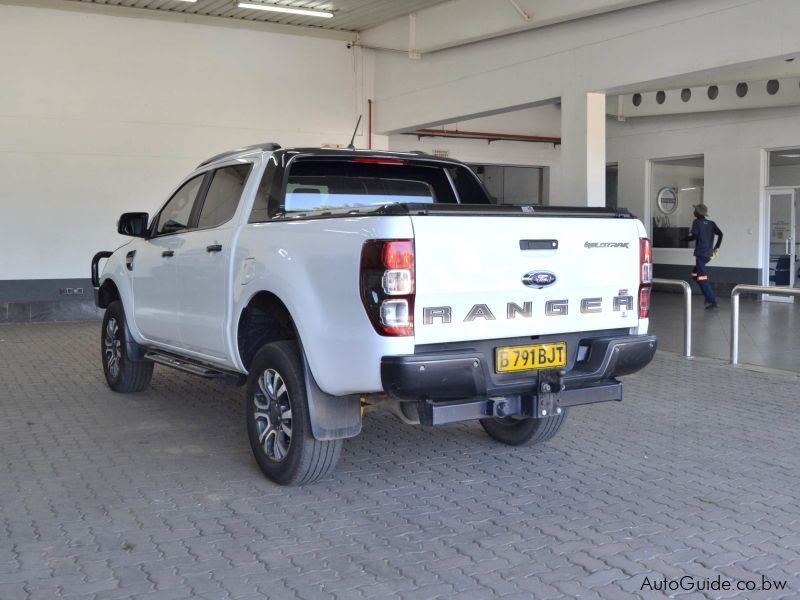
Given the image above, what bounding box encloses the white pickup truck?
[93,144,657,485]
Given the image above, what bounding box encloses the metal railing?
[730,284,800,365]
[652,278,692,357]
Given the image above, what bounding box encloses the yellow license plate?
[495,342,567,373]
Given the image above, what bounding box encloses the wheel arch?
[237,290,362,441]
[236,290,299,372]
[97,278,121,309]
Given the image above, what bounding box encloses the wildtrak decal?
[584,241,630,248]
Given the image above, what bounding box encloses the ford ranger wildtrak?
[92,143,657,485]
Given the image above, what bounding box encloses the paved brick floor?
[1,322,800,599]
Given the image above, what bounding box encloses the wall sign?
[656,187,679,215]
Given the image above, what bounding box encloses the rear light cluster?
[639,237,653,319]
[360,239,415,336]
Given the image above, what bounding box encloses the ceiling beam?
[358,0,661,55]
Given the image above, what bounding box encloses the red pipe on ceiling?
[412,128,561,144]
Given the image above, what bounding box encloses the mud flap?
[302,352,362,441]
[118,302,147,362]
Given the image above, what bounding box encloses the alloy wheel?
[104,317,122,379]
[253,369,293,462]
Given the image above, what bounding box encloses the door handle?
[162,250,174,258]
[206,244,223,253]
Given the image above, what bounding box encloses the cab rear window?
[280,158,488,213]
[286,176,434,212]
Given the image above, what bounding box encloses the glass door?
[765,189,797,302]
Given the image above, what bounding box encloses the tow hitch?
[535,369,566,418]
[417,368,620,427]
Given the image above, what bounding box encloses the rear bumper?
[381,333,657,425]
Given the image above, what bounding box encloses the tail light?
[360,240,415,336]
[640,238,653,284]
[639,237,653,318]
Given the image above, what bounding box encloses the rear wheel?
[245,341,342,485]
[480,409,568,446]
[101,301,153,393]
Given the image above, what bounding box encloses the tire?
[245,341,342,486]
[101,301,154,393]
[480,409,568,446]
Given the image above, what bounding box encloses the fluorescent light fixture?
[779,153,800,158]
[680,187,697,191]
[237,2,333,18]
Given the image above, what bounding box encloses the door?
[765,189,797,302]
[174,163,253,360]
[132,174,206,344]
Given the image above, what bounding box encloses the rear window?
[281,158,489,213]
[287,177,433,211]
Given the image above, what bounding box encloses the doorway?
[764,188,797,302]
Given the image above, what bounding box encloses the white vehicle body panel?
[411,216,643,345]
[99,148,652,398]
[232,216,414,394]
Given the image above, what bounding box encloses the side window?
[155,174,205,236]
[197,164,253,229]
[249,159,277,223]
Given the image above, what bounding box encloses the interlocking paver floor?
[1,322,799,599]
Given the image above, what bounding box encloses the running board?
[144,350,240,380]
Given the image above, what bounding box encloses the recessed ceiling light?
[237,2,334,18]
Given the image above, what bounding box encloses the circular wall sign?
[656,187,679,215]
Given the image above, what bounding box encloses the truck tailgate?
[411,215,642,345]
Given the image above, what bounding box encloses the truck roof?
[196,143,461,169]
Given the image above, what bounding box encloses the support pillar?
[558,91,606,207]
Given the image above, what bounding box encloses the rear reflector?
[639,285,652,319]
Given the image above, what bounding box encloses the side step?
[144,350,242,381]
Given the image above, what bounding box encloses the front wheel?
[101,301,153,393]
[480,409,568,446]
[245,341,342,486]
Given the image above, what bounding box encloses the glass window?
[468,164,547,205]
[768,148,800,186]
[281,159,480,213]
[286,177,434,211]
[249,159,277,223]
[606,164,618,209]
[155,174,205,236]
[650,156,704,248]
[197,164,253,229]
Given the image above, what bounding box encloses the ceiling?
[66,0,450,32]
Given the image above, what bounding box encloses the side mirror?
[118,212,149,238]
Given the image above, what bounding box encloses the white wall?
[608,106,800,274]
[370,0,800,133]
[387,105,562,202]
[0,3,367,281]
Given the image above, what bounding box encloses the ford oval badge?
[522,271,557,289]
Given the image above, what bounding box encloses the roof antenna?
[347,114,362,150]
